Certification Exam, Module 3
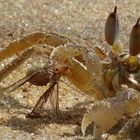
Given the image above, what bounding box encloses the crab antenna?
[129,17,140,56]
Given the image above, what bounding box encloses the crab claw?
[105,6,120,46]
[81,88,140,137]
[129,18,140,56]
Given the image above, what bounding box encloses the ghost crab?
[0,6,140,139]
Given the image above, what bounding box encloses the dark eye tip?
[136,18,140,26]
[113,6,117,15]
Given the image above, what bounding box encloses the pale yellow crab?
[0,6,140,140]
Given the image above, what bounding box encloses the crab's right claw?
[81,88,140,137]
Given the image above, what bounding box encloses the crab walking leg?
[0,32,73,61]
[49,82,60,117]
[55,83,60,117]
[3,70,39,94]
[0,70,39,100]
[0,49,33,81]
[0,46,52,82]
[81,88,140,139]
[27,82,57,118]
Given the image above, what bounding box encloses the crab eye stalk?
[129,18,140,56]
[105,6,120,46]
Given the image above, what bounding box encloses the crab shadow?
[4,101,91,135]
[0,86,93,136]
[0,93,31,111]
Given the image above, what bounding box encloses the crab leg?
[0,69,39,101]
[0,46,52,82]
[0,48,33,81]
[2,70,39,94]
[49,82,60,117]
[0,32,73,61]
[0,32,74,82]
[27,81,57,118]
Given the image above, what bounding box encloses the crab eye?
[105,6,120,46]
[129,18,140,56]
